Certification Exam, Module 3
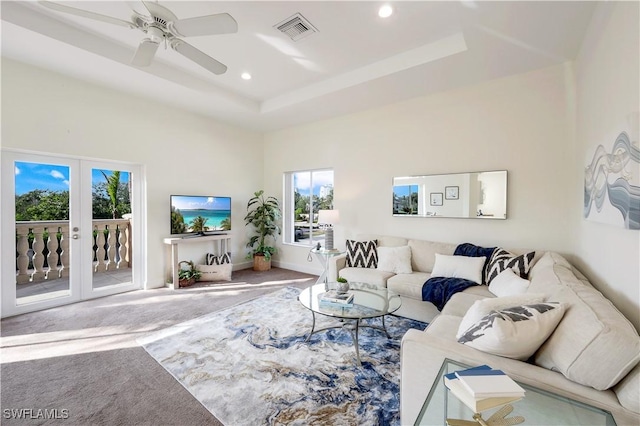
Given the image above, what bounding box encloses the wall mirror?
[393,170,507,219]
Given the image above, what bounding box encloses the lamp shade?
[318,209,340,225]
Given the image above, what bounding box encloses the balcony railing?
[15,219,132,285]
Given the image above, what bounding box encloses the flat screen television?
[170,195,231,236]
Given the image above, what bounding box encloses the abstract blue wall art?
[584,131,640,230]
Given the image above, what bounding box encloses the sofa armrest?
[328,254,347,282]
[400,329,449,425]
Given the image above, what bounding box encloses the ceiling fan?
[39,1,238,75]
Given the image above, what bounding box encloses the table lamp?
[318,209,339,250]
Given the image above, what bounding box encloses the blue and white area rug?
[138,287,426,426]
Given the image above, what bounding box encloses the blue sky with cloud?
[294,170,333,196]
[14,162,129,195]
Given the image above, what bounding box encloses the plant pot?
[179,277,196,288]
[336,280,350,293]
[253,254,271,271]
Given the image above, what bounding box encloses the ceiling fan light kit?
[38,0,237,75]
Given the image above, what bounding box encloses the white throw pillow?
[456,293,546,339]
[377,246,413,274]
[457,302,566,360]
[430,253,486,284]
[489,268,530,297]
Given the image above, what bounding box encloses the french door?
[1,151,143,317]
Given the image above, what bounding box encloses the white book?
[454,368,525,399]
[444,375,522,413]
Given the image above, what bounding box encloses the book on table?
[321,290,354,305]
[454,365,525,399]
[443,365,524,413]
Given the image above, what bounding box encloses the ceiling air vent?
[275,13,318,42]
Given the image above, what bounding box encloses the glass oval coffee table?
[298,282,401,366]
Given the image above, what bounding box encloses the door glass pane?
[15,161,71,304]
[91,169,132,289]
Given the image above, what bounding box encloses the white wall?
[264,4,640,332]
[264,63,575,274]
[1,59,264,288]
[574,2,640,330]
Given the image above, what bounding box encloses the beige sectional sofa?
[329,235,640,425]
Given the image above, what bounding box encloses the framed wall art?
[430,192,443,206]
[445,186,459,200]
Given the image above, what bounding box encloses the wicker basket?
[178,260,198,287]
[179,277,196,288]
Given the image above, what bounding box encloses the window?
[283,169,334,246]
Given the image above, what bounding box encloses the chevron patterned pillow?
[486,248,535,284]
[206,252,232,265]
[345,240,378,268]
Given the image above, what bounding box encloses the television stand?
[163,234,232,289]
[181,234,202,239]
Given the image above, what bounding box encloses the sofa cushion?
[345,239,378,268]
[441,292,488,317]
[456,293,547,339]
[431,253,486,284]
[338,267,394,288]
[458,302,566,360]
[387,272,430,300]
[486,248,536,284]
[356,234,408,248]
[462,285,496,298]
[489,268,530,297]
[377,245,412,274]
[531,252,640,390]
[614,363,640,414]
[408,240,456,273]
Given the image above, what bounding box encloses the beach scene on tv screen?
[171,196,231,234]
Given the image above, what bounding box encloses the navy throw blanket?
[422,243,496,311]
[421,277,478,311]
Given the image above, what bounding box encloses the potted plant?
[336,276,350,293]
[244,190,281,271]
[178,260,201,287]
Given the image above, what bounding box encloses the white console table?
[163,234,231,289]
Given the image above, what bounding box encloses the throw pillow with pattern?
[345,240,378,268]
[206,252,232,265]
[458,302,566,360]
[486,248,535,284]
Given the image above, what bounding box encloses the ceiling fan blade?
[39,1,135,29]
[131,39,160,67]
[170,13,238,37]
[171,39,227,75]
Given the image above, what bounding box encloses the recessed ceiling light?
[378,5,393,18]
[241,72,252,80]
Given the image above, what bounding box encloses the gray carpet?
[1,268,317,425]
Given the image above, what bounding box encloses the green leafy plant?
[100,170,121,219]
[244,190,281,261]
[337,276,348,283]
[178,260,201,282]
